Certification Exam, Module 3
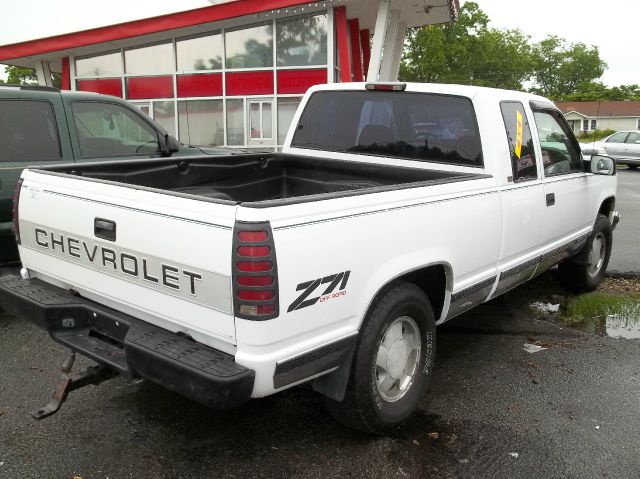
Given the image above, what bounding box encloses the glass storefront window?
[226,99,245,145]
[225,23,273,69]
[178,100,224,146]
[125,43,173,75]
[277,97,302,144]
[176,33,223,72]
[75,52,123,78]
[153,101,176,138]
[277,14,328,67]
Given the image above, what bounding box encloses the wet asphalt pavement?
[1,274,639,479]
[608,167,640,275]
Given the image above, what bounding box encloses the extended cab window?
[72,102,160,159]
[292,91,483,167]
[0,100,61,162]
[532,109,582,176]
[500,102,537,182]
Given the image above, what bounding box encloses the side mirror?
[590,155,616,175]
[167,135,181,153]
[159,134,181,157]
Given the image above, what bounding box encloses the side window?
[72,102,160,159]
[500,102,538,182]
[532,110,582,176]
[0,100,61,162]
[606,132,628,143]
[625,132,640,144]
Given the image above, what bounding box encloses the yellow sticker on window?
[515,110,523,159]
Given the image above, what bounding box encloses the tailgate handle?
[94,218,116,242]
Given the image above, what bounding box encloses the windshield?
[291,91,483,167]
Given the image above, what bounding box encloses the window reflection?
[227,99,245,145]
[76,52,123,78]
[178,100,224,146]
[278,97,301,144]
[153,101,176,138]
[225,24,273,69]
[125,43,173,75]
[277,14,328,67]
[176,34,223,72]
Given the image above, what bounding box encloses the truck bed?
[34,153,487,207]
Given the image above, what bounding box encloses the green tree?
[529,36,606,99]
[562,82,640,101]
[400,2,533,90]
[3,65,61,88]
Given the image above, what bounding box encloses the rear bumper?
[0,274,254,410]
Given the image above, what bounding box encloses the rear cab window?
[0,100,61,162]
[500,101,538,182]
[291,90,483,167]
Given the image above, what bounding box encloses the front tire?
[558,214,612,293]
[326,282,436,433]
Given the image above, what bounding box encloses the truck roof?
[307,81,555,107]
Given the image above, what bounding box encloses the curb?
[605,271,640,279]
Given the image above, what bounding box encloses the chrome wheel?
[587,232,607,278]
[375,316,421,402]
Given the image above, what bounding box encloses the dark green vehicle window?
[72,102,160,158]
[0,100,61,161]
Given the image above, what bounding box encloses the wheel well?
[393,264,448,320]
[599,197,615,217]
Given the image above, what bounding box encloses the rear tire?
[558,214,612,293]
[325,282,436,434]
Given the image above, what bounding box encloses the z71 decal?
[287,271,351,312]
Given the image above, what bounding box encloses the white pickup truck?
[0,82,619,433]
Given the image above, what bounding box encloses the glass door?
[247,98,275,147]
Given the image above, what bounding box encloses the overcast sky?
[0,0,636,86]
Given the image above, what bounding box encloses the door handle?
[94,218,116,241]
[546,193,555,207]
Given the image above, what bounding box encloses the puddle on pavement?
[602,312,640,339]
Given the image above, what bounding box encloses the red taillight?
[237,276,274,287]
[237,261,272,272]
[11,178,23,244]
[238,290,274,301]
[238,246,270,257]
[238,230,268,242]
[233,222,278,319]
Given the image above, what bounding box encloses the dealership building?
[0,0,458,149]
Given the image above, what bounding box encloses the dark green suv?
[0,85,234,264]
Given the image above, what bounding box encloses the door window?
[625,132,640,144]
[248,100,273,141]
[72,102,160,158]
[0,100,61,162]
[532,110,582,176]
[606,132,628,143]
[500,101,538,182]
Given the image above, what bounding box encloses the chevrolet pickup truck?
[0,84,235,264]
[0,82,619,433]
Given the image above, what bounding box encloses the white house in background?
[556,100,640,135]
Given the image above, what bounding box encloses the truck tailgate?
[16,170,237,345]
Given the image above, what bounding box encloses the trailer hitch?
[31,352,117,420]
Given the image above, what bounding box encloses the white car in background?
[581,131,640,169]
